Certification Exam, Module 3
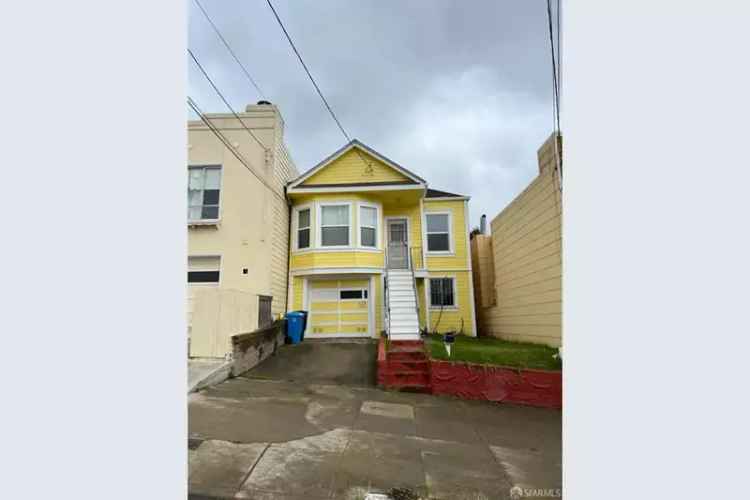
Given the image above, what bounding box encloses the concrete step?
[390,320,419,329]
[389,314,418,323]
[390,326,419,335]
[389,333,420,341]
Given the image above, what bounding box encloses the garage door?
[308,279,370,337]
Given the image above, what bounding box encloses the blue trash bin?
[286,311,306,344]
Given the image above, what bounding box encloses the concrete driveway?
[188,342,562,499]
[245,340,377,387]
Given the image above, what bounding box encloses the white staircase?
[386,269,420,340]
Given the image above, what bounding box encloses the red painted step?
[387,351,427,362]
[385,371,430,386]
[381,359,429,372]
[385,382,430,393]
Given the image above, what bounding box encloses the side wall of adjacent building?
[188,104,297,358]
[472,133,562,347]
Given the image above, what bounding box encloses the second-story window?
[360,206,377,248]
[297,208,311,249]
[321,205,350,246]
[426,213,451,252]
[188,166,221,221]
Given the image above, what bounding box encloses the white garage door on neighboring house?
[307,278,372,337]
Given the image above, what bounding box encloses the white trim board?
[291,267,384,276]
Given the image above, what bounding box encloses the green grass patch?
[424,334,562,371]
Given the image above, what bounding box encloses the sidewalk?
[189,375,561,499]
[188,358,230,393]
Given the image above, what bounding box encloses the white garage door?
[307,278,371,337]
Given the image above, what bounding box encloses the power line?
[546,0,563,185]
[546,0,561,135]
[264,0,378,176]
[556,0,561,102]
[191,0,266,100]
[188,96,284,202]
[188,48,268,152]
[265,0,351,143]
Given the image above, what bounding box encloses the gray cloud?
[188,0,559,228]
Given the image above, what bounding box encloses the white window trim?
[425,211,454,255]
[188,254,223,287]
[317,202,354,249]
[427,276,458,310]
[292,203,313,251]
[357,202,381,250]
[187,165,223,224]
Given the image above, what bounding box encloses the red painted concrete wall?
[377,337,562,408]
[430,361,562,409]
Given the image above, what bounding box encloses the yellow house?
[286,140,477,340]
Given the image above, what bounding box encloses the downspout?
[284,184,293,315]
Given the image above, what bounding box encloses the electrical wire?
[188,48,267,151]
[188,96,284,202]
[264,0,376,175]
[191,0,266,100]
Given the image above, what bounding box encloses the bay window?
[320,204,350,246]
[359,205,378,248]
[297,208,311,249]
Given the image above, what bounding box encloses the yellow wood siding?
[291,251,384,269]
[301,148,412,185]
[425,271,474,336]
[292,276,304,310]
[424,199,469,270]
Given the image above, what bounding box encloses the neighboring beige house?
[188,102,298,358]
[470,133,562,347]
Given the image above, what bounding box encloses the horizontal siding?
[424,200,469,270]
[302,148,411,185]
[474,147,562,347]
[291,251,384,269]
[292,277,304,310]
[425,271,474,336]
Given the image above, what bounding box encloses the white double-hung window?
[297,208,311,249]
[359,205,378,248]
[188,166,221,221]
[426,213,451,252]
[320,204,350,247]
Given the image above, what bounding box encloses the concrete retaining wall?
[230,319,286,377]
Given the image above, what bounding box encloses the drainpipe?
[284,184,293,316]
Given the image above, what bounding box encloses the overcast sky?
[188,0,560,229]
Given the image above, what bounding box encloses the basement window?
[429,278,455,307]
[188,256,220,284]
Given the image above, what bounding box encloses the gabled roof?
[287,139,427,189]
[425,188,467,199]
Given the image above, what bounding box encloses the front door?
[387,219,408,269]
